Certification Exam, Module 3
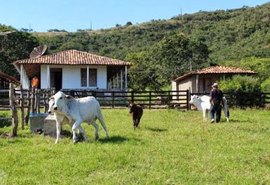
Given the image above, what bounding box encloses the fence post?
[186,89,190,110]
[20,86,25,130]
[25,90,30,124]
[37,90,40,114]
[168,91,171,107]
[31,89,35,113]
[131,91,134,103]
[112,91,115,108]
[9,83,18,137]
[149,91,151,109]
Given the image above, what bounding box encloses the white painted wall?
[171,81,177,91]
[173,76,195,93]
[40,65,48,89]
[40,65,107,89]
[97,66,107,89]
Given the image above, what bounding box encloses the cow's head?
[129,103,136,114]
[51,91,73,113]
[189,95,200,104]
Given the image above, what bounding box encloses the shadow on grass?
[99,135,131,144]
[61,130,73,138]
[225,119,253,123]
[145,127,168,132]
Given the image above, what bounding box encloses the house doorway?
[50,68,62,91]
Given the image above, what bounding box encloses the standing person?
[31,76,39,90]
[210,82,223,123]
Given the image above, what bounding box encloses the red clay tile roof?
[174,66,256,81]
[13,49,131,66]
[0,71,20,85]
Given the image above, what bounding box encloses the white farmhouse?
[13,49,131,90]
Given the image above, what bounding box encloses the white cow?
[50,91,109,143]
[48,98,99,144]
[189,95,230,122]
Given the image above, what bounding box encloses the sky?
[0,0,269,32]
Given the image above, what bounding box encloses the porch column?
[47,65,50,88]
[195,74,199,93]
[20,64,23,85]
[125,66,128,90]
[120,69,123,90]
[87,66,89,87]
[116,73,119,89]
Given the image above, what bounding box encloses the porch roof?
[174,66,256,82]
[13,49,131,66]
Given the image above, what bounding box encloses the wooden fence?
[61,89,189,109]
[1,87,270,137]
[1,89,270,112]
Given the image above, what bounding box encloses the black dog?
[129,103,143,130]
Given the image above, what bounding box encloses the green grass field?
[0,108,270,185]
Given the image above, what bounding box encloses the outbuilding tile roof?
[13,49,131,66]
[174,66,256,81]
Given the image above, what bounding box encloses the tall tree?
[128,33,209,90]
[0,30,39,75]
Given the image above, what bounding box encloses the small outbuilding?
[172,66,256,93]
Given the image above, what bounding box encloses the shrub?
[261,77,270,92]
[219,75,264,107]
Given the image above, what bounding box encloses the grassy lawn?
[0,108,270,184]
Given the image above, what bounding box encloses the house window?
[81,68,97,87]
[81,68,87,87]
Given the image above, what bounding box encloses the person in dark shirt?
[210,82,224,123]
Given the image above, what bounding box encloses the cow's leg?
[202,109,207,122]
[78,125,88,142]
[55,115,64,144]
[133,119,137,130]
[205,109,209,120]
[55,119,61,144]
[97,111,109,139]
[72,120,83,143]
[224,105,230,122]
[137,117,141,128]
[91,122,99,140]
[226,110,230,122]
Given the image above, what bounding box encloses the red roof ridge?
[13,49,131,66]
[174,65,256,81]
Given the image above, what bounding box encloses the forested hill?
[34,2,270,63]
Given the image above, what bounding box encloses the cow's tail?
[97,108,109,139]
[223,97,230,122]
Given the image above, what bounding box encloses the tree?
[126,21,133,26]
[128,33,209,90]
[151,33,209,89]
[0,30,39,75]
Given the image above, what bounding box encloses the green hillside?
[34,3,270,63]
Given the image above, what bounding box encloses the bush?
[261,77,270,92]
[219,75,264,107]
[219,75,261,92]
